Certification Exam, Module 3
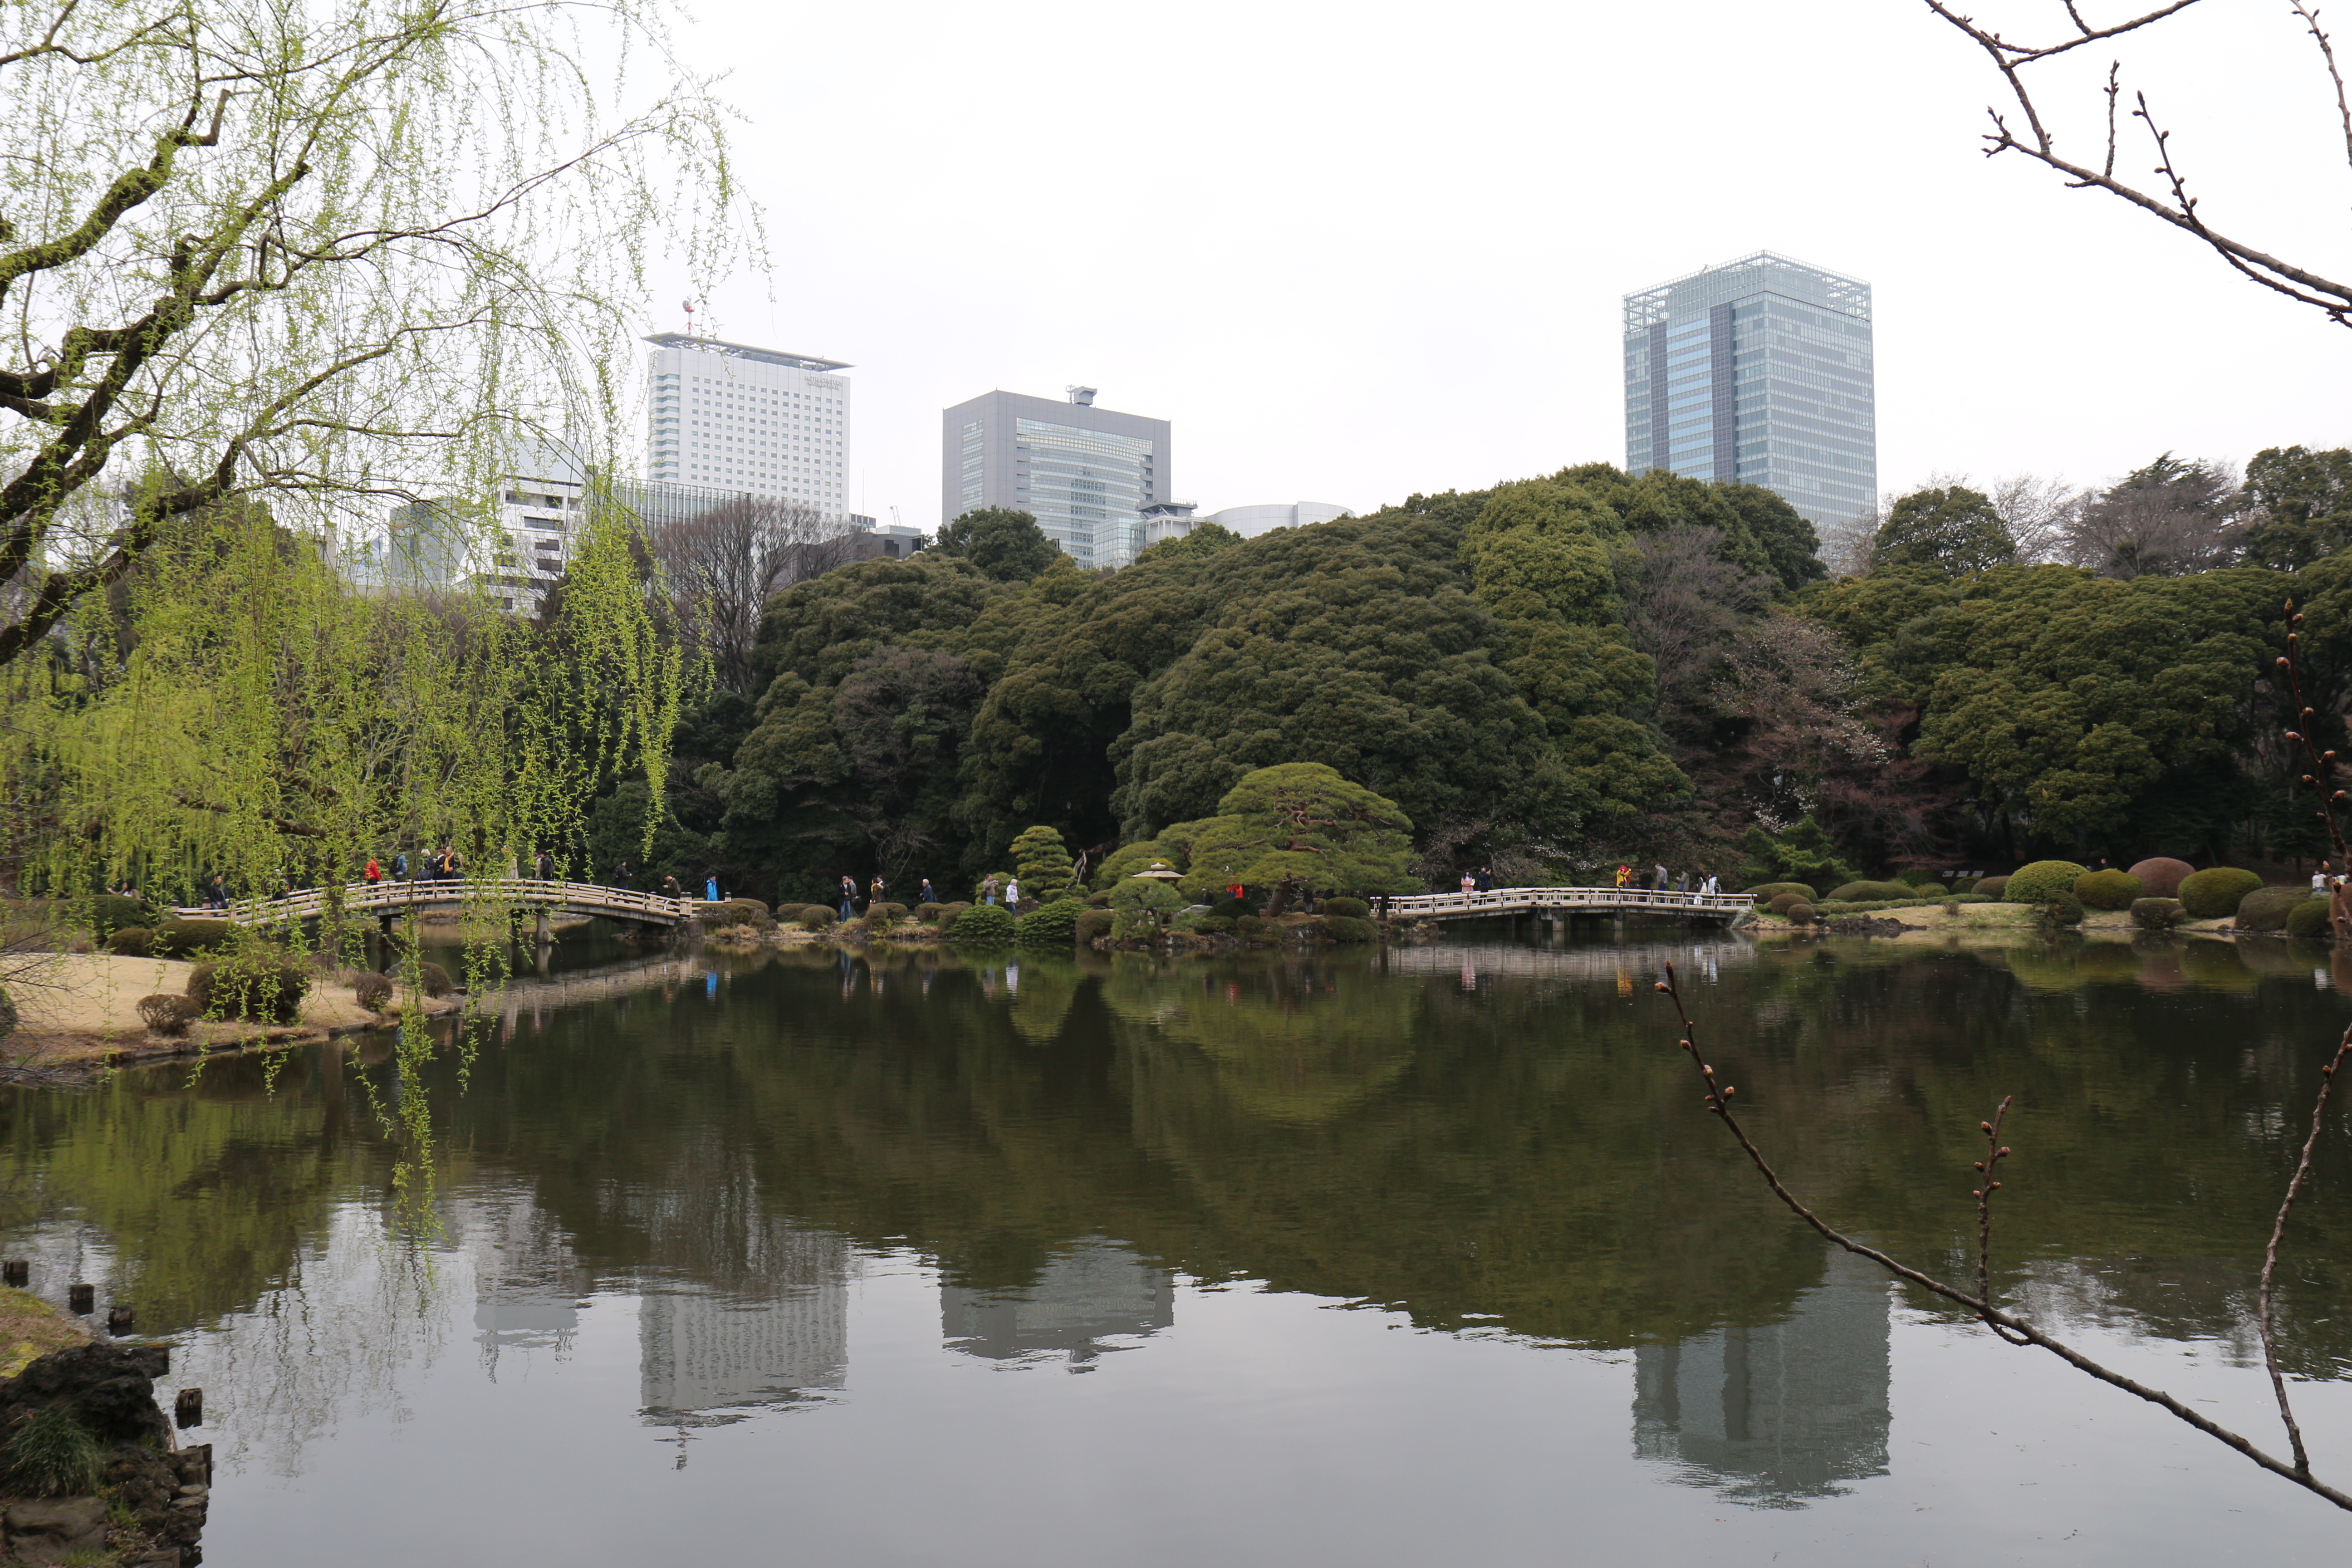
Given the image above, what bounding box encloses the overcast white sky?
[643,0,2350,533]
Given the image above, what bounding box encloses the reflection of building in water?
[1632,1249,1890,1505]
[638,1225,851,1427]
[942,1237,1174,1371]
[465,1191,596,1375]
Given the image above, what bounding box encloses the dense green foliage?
[2234,885,2308,932]
[946,903,1014,945]
[1014,898,1086,947]
[1009,826,1075,901]
[2179,867,2264,919]
[932,508,1061,583]
[2038,889,2086,926]
[2132,897,2185,930]
[2287,897,2334,938]
[1874,486,2015,575]
[2073,869,2143,909]
[2007,860,2090,906]
[1736,818,1853,892]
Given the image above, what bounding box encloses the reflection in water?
[638,1229,851,1428]
[942,1238,1174,1370]
[1633,1250,1891,1506]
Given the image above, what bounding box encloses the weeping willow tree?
[0,0,741,1205]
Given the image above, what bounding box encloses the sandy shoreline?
[0,953,459,1073]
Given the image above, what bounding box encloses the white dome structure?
[1206,502,1352,538]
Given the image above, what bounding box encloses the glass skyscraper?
[1622,251,1875,531]
[941,387,1169,569]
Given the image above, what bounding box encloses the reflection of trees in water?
[941,1236,1172,1371]
[6,931,2352,1473]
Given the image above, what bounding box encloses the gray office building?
[1623,251,1876,531]
[943,387,1170,569]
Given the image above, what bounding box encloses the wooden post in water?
[106,1305,134,1334]
[174,1389,202,1428]
[3,1259,26,1287]
[67,1284,93,1314]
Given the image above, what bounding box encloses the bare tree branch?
[1921,0,2352,326]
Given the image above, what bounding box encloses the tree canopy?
[1873,487,2016,576]
[932,508,1060,583]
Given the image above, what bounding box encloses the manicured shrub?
[2178,866,2264,919]
[415,961,455,997]
[186,953,313,1023]
[107,926,154,957]
[1896,869,1941,887]
[1111,878,1186,939]
[2128,857,2196,899]
[1975,876,2010,900]
[714,899,775,930]
[2131,897,2185,931]
[1826,880,1912,903]
[1084,892,1112,909]
[1767,892,1803,915]
[913,902,944,923]
[1948,877,1978,894]
[1210,895,1250,920]
[1743,882,1816,904]
[1014,898,1086,946]
[867,902,908,927]
[2286,898,2335,939]
[936,901,972,926]
[947,903,1015,945]
[1074,908,1114,944]
[136,993,199,1035]
[1323,897,1370,919]
[89,893,146,940]
[1194,916,1236,935]
[351,972,393,1012]
[2073,869,2143,911]
[2235,885,2309,932]
[1784,902,1815,926]
[2039,890,2085,926]
[796,906,838,931]
[1323,915,1379,943]
[2006,860,2089,907]
[1235,914,1274,939]
[154,918,232,957]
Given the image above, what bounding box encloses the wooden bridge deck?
[1383,887,1755,923]
[172,877,701,929]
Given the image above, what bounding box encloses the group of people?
[361,846,467,884]
[1612,863,1723,897]
[832,874,947,919]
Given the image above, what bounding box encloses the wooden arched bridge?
[172,877,703,933]
[1382,887,1756,926]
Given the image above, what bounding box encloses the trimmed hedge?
[1812,894,1994,916]
[2131,897,2185,931]
[415,961,455,997]
[352,972,394,1011]
[90,893,145,939]
[2007,860,2088,906]
[936,901,972,926]
[1975,876,2010,900]
[2287,898,2335,939]
[1322,915,1378,943]
[156,918,232,957]
[1323,897,1370,919]
[1767,892,1803,915]
[795,906,838,930]
[2073,869,2143,910]
[711,899,775,930]
[913,902,945,923]
[186,954,312,1023]
[1074,908,1113,944]
[136,994,199,1036]
[1826,880,1912,903]
[1948,877,1978,894]
[2178,866,2264,919]
[2235,885,2309,932]
[2128,857,2195,899]
[107,926,154,957]
[868,902,909,927]
[1785,902,1815,926]
[947,903,1015,944]
[2038,889,2085,926]
[1014,898,1086,946]
[1743,881,1817,904]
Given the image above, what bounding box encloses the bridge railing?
[170,877,696,927]
[1382,886,1755,919]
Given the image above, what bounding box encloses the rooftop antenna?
[682,299,696,338]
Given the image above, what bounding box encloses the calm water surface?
[3,928,2351,1564]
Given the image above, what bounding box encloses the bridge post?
[534,909,550,944]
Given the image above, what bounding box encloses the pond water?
[3,927,2351,1564]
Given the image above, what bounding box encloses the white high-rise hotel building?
[644,332,853,512]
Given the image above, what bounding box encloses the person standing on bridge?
[1613,864,1629,889]
[536,850,556,881]
[1459,871,1475,895]
[1476,866,1494,892]
[364,855,381,887]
